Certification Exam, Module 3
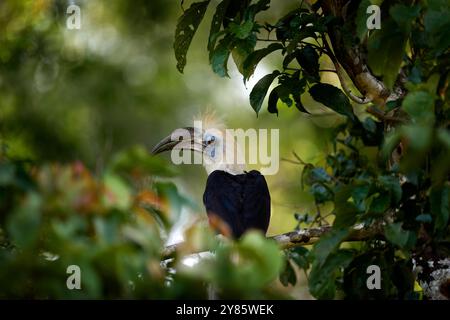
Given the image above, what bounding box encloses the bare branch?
[161,223,384,259]
[366,106,404,123]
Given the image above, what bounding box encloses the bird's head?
[151,127,221,156]
[152,118,245,175]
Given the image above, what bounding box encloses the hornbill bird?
[151,121,271,238]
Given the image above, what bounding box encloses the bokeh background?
[0,0,347,239]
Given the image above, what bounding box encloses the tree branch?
[366,106,404,123]
[322,36,372,104]
[320,1,405,105]
[161,223,384,259]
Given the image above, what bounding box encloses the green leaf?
[214,231,283,292]
[310,183,333,204]
[275,10,317,49]
[437,129,450,149]
[275,72,309,114]
[389,4,421,33]
[245,0,271,21]
[155,181,196,222]
[384,222,416,249]
[0,163,15,186]
[430,186,450,232]
[249,71,280,115]
[231,35,257,75]
[109,145,177,177]
[309,83,356,121]
[381,129,402,160]
[343,249,402,299]
[402,91,435,125]
[6,192,42,247]
[274,81,293,108]
[210,36,233,77]
[351,182,371,212]
[362,117,377,133]
[379,175,402,204]
[279,259,296,286]
[282,52,297,69]
[367,192,390,214]
[295,45,319,80]
[243,43,283,81]
[309,249,353,299]
[334,185,359,228]
[102,173,131,210]
[94,215,121,245]
[311,228,349,268]
[309,167,332,183]
[355,0,372,42]
[424,9,450,55]
[267,85,280,115]
[174,1,211,73]
[294,96,308,114]
[397,125,433,172]
[401,125,433,151]
[286,27,318,54]
[367,19,407,89]
[208,0,231,56]
[289,247,310,270]
[425,9,450,32]
[229,20,254,39]
[423,73,440,95]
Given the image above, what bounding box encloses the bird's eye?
[207,136,215,145]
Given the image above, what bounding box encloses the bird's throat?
[204,161,245,175]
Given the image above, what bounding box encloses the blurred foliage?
[0,150,285,298]
[0,0,449,300]
[0,0,293,299]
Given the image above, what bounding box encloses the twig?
[366,106,404,123]
[292,151,307,165]
[281,158,303,165]
[313,203,324,226]
[256,38,280,42]
[319,69,338,73]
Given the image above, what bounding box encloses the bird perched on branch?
[151,116,270,238]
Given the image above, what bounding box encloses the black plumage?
[203,170,271,238]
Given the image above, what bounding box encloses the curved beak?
[151,127,205,155]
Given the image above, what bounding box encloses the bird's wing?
[203,170,271,238]
[203,170,245,237]
[241,170,271,235]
